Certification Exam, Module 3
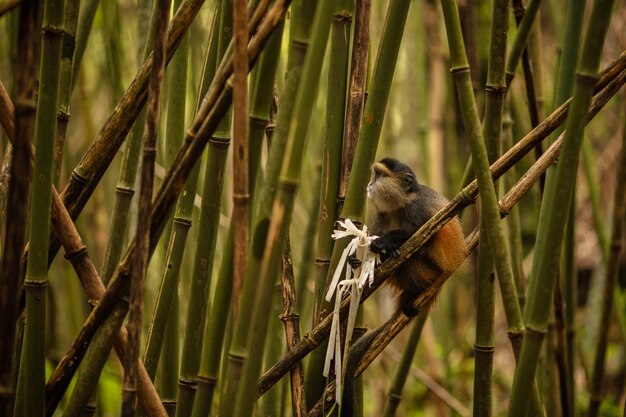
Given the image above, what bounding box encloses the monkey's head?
[367,158,419,213]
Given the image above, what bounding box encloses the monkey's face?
[367,162,412,213]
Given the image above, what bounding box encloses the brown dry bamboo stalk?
[232,0,250,320]
[0,2,37,414]
[280,237,306,417]
[339,0,370,201]
[121,0,170,415]
[255,58,626,396]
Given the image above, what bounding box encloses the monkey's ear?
[402,172,415,190]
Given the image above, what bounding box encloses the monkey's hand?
[370,229,411,260]
[347,254,362,269]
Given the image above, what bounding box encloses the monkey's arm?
[370,229,411,260]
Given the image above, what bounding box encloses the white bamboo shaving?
[323,219,379,405]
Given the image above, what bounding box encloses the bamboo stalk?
[306,0,354,405]
[99,0,155,285]
[505,0,540,84]
[552,2,585,414]
[232,0,250,323]
[142,0,191,380]
[256,64,626,397]
[587,111,626,417]
[62,303,127,417]
[472,0,511,413]
[52,0,79,184]
[279,237,306,417]
[0,2,37,415]
[71,0,101,91]
[22,1,65,416]
[506,0,616,415]
[172,6,223,417]
[121,0,170,415]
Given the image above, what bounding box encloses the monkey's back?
[372,184,466,296]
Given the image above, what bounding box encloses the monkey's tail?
[340,326,384,417]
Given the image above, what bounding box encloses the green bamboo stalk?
[121,0,170,415]
[502,100,525,307]
[0,2,37,415]
[99,1,157,285]
[161,296,180,416]
[472,0,511,412]
[506,0,616,415]
[52,0,79,184]
[504,0,540,85]
[226,2,334,417]
[142,0,190,380]
[101,0,125,100]
[62,303,127,417]
[438,0,546,415]
[259,285,285,417]
[587,115,626,417]
[306,0,353,406]
[22,0,64,416]
[70,0,100,90]
[171,8,222,417]
[381,312,428,417]
[552,1,585,414]
[189,17,283,417]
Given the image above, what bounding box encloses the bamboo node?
[233,193,250,203]
[22,279,47,290]
[575,72,599,87]
[209,136,230,146]
[450,65,470,75]
[177,377,197,388]
[57,108,70,121]
[116,186,135,197]
[227,353,246,364]
[14,97,37,113]
[249,115,268,126]
[485,84,507,94]
[279,312,300,322]
[196,375,217,385]
[457,188,474,206]
[64,245,88,262]
[173,217,192,227]
[523,326,547,336]
[333,11,352,23]
[41,23,64,36]
[473,344,495,353]
[315,257,331,266]
[186,128,197,140]
[70,170,89,185]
